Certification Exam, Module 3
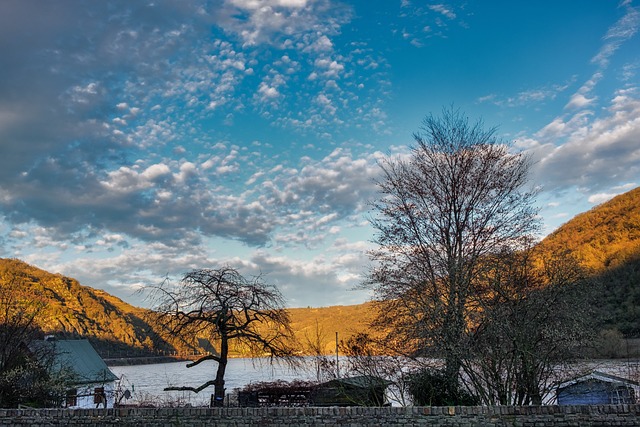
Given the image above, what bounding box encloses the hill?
[0,258,376,358]
[0,258,172,357]
[536,187,640,336]
[287,303,378,354]
[536,186,640,272]
[2,186,639,356]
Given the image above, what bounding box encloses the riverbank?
[104,356,191,366]
[102,336,640,367]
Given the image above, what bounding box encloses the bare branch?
[186,354,221,368]
[366,107,541,403]
[164,380,217,393]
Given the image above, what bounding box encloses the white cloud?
[217,0,347,48]
[566,92,596,109]
[478,82,571,108]
[588,192,618,204]
[592,4,639,67]
[141,163,171,180]
[307,35,333,52]
[101,164,171,193]
[258,82,280,99]
[530,88,640,193]
[428,4,456,19]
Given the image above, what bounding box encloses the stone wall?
[1,404,639,426]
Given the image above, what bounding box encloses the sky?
[0,0,639,309]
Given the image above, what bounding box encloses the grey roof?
[557,371,640,390]
[33,339,118,385]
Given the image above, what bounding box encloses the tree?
[366,107,539,399]
[303,319,337,382]
[339,332,413,406]
[148,266,297,406]
[0,270,71,408]
[463,249,597,405]
[407,367,478,406]
[0,272,41,377]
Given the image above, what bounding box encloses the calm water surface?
[111,358,640,407]
[111,358,315,406]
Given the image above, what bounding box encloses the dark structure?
[311,376,391,406]
[237,376,390,407]
[237,380,311,407]
[556,371,638,405]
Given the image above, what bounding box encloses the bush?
[407,368,478,406]
[0,360,69,408]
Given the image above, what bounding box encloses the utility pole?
[335,331,340,378]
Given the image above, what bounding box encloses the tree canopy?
[367,107,540,399]
[149,266,297,406]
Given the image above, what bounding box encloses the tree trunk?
[212,335,228,407]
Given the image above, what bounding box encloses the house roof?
[557,371,640,390]
[33,339,118,385]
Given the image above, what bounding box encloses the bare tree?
[340,332,414,406]
[148,267,297,406]
[464,249,597,405]
[0,272,41,375]
[0,269,71,408]
[303,319,337,382]
[366,107,539,399]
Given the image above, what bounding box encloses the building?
[237,375,391,407]
[556,371,638,405]
[311,375,392,406]
[33,338,119,408]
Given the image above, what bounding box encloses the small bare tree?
[340,332,414,406]
[303,320,337,382]
[148,267,297,406]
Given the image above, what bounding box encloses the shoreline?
[104,355,191,366]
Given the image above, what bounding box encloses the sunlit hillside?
[536,186,640,272]
[0,257,377,357]
[287,303,378,354]
[3,185,640,359]
[0,258,171,356]
[536,187,640,336]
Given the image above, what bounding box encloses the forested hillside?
[536,187,640,271]
[0,258,376,357]
[2,185,640,358]
[536,187,640,336]
[0,258,173,356]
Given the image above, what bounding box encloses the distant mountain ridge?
[2,186,640,355]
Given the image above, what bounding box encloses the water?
[110,358,640,407]
[111,358,315,406]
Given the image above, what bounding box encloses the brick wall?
[0,404,639,426]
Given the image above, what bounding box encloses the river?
[110,358,640,407]
[110,358,316,407]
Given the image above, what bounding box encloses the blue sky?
[1,0,639,308]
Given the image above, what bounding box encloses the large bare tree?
[148,267,297,406]
[366,107,539,399]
